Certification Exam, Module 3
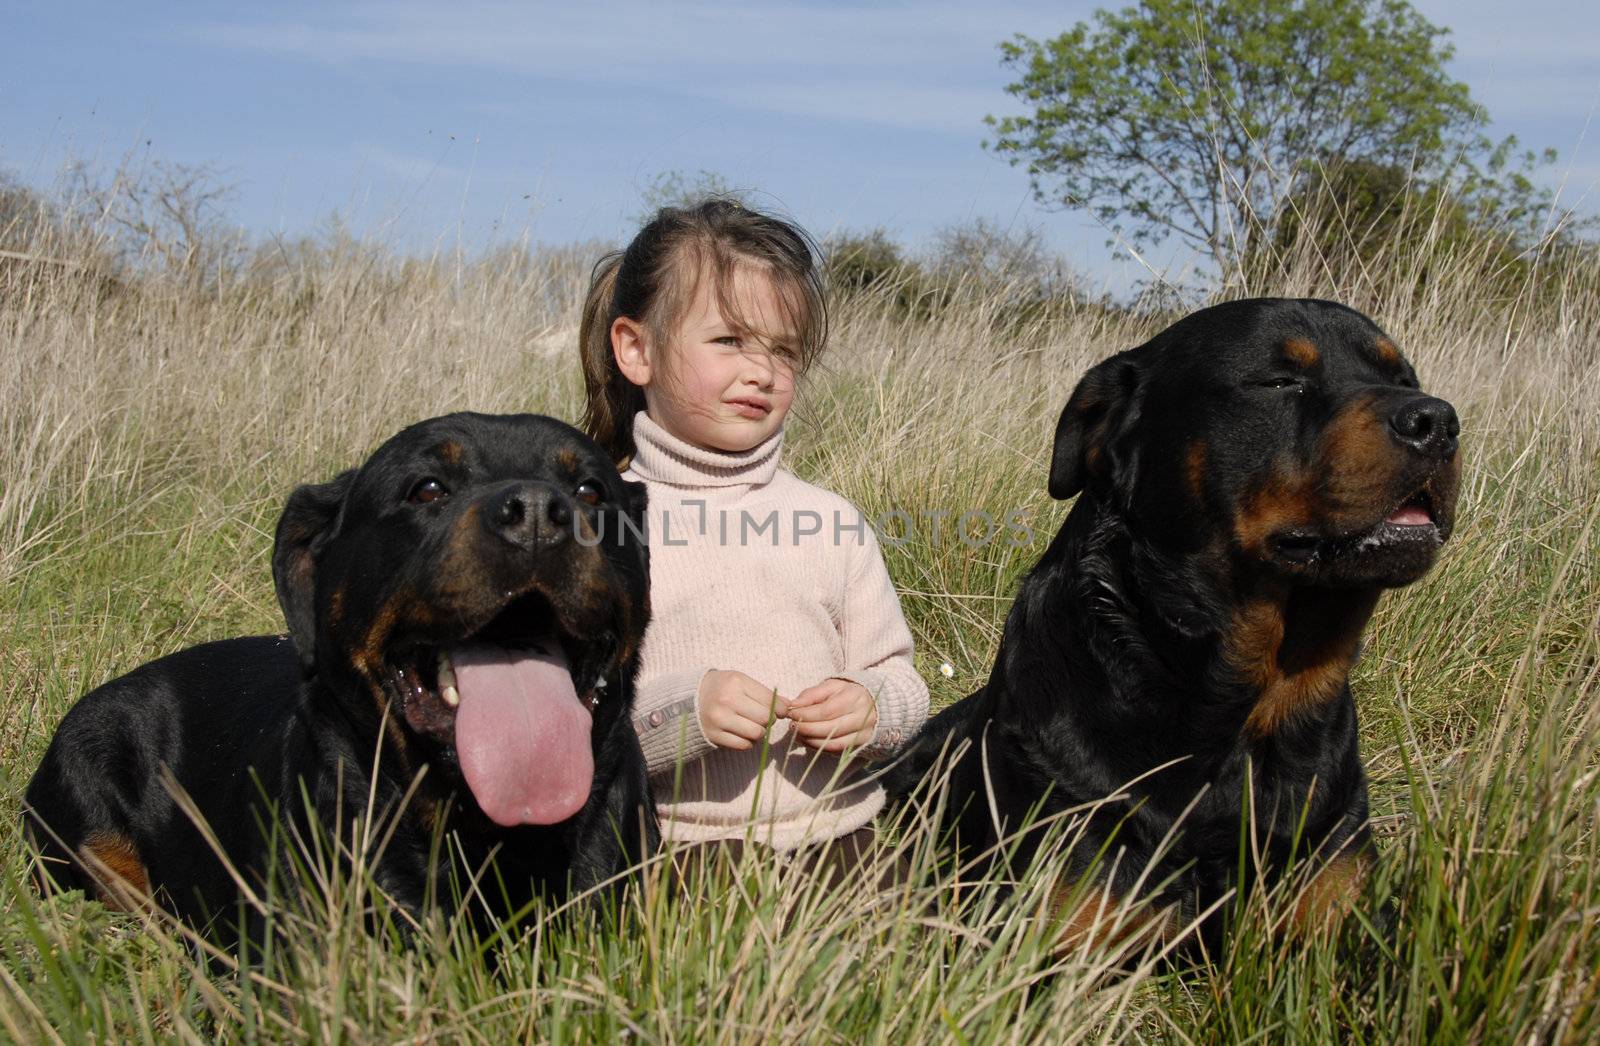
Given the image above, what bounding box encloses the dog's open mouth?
[389,591,614,827]
[1382,489,1435,528]
[1270,487,1444,569]
[1351,487,1444,551]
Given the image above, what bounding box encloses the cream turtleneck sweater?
[622,411,929,850]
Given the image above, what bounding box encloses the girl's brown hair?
[578,198,827,464]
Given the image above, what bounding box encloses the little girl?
[578,199,928,870]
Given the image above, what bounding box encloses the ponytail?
[578,253,647,465]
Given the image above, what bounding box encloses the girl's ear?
[611,316,653,387]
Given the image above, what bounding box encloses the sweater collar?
[627,410,784,488]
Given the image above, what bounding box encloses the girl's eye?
[408,478,449,504]
[574,481,603,506]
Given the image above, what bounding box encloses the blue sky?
[4,1,1596,293]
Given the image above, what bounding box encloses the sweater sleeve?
[630,666,718,775]
[830,517,930,760]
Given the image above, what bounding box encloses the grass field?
[1,202,1597,1041]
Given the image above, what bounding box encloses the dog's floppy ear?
[1048,351,1145,500]
[272,469,355,671]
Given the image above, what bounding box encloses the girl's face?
[612,263,799,453]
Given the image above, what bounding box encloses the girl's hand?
[697,670,790,751]
[786,678,878,752]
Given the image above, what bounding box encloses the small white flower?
[939,662,955,678]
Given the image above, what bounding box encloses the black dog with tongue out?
[887,298,1461,953]
[24,413,657,944]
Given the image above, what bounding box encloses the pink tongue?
[1387,504,1432,526]
[451,641,594,826]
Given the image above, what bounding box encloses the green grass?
[1,217,1597,1040]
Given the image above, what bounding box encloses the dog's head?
[1049,298,1461,591]
[271,412,649,828]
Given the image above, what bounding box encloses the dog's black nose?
[489,484,571,548]
[1389,396,1459,459]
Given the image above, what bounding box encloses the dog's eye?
[408,478,449,505]
[574,480,604,506]
[1255,376,1304,391]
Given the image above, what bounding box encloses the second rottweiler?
[25,413,657,944]
[888,298,1461,950]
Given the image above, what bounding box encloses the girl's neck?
[627,410,784,489]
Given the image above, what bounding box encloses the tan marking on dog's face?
[348,585,431,769]
[544,515,627,632]
[1291,852,1370,934]
[438,441,463,465]
[347,654,414,772]
[555,449,579,471]
[1232,479,1320,557]
[1283,337,1320,368]
[1231,394,1404,557]
[1317,395,1401,523]
[1373,338,1401,366]
[353,591,433,677]
[80,832,150,910]
[434,502,495,611]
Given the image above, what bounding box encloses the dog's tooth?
[436,651,459,707]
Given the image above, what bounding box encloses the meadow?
[1,191,1596,1041]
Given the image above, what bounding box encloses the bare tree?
[69,158,246,290]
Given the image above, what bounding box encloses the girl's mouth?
[727,398,771,419]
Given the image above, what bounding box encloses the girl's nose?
[743,350,776,387]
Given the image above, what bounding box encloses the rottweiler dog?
[24,413,657,944]
[887,298,1460,951]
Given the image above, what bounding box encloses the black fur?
[24,413,658,945]
[888,298,1461,948]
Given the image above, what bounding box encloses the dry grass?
[0,184,1597,1040]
